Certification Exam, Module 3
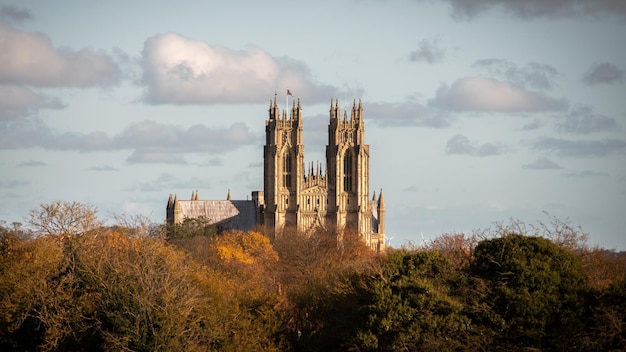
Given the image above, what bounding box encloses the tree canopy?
[0,202,624,351]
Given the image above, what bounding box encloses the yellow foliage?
[216,243,254,264]
[213,230,278,266]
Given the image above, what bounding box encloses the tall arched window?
[343,150,353,192]
[283,152,292,188]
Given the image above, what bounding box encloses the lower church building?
[167,96,385,251]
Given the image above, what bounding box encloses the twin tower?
[261,96,385,250]
[167,96,385,251]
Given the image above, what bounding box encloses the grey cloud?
[532,137,626,157]
[125,151,187,164]
[557,106,620,134]
[0,179,28,188]
[409,38,445,64]
[445,134,504,156]
[17,160,46,167]
[522,119,544,131]
[582,62,624,85]
[0,24,121,87]
[473,59,559,91]
[0,86,65,119]
[86,165,118,171]
[366,101,451,128]
[116,121,257,154]
[0,118,258,164]
[141,33,338,105]
[403,186,420,192]
[202,158,224,167]
[131,173,212,192]
[433,0,626,20]
[564,170,609,178]
[522,157,562,170]
[0,5,32,22]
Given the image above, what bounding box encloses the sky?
[1,0,625,250]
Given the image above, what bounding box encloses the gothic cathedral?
[167,96,385,251]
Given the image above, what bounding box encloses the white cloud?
[431,76,567,112]
[0,24,121,87]
[141,33,337,105]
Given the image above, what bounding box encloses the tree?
[471,234,590,350]
[271,227,378,350]
[346,249,473,352]
[585,275,626,351]
[26,201,104,237]
[427,232,481,269]
[165,216,217,240]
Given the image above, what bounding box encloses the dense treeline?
[1,201,625,351]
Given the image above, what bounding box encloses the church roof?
[177,200,257,231]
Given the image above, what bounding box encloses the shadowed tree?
[471,234,590,350]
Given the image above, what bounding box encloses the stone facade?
[166,97,385,251]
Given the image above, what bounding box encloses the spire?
[167,193,173,208]
[227,189,232,200]
[372,190,376,201]
[269,96,278,120]
[378,189,385,210]
[357,99,364,124]
[191,190,195,200]
[194,190,199,201]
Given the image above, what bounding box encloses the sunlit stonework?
[167,96,385,251]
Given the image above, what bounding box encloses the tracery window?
[283,152,292,188]
[344,150,353,192]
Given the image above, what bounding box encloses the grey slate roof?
[178,200,257,231]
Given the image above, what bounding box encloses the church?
[167,96,386,251]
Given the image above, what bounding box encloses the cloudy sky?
[1,0,625,249]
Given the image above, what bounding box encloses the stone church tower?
[167,96,385,251]
[262,96,385,250]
